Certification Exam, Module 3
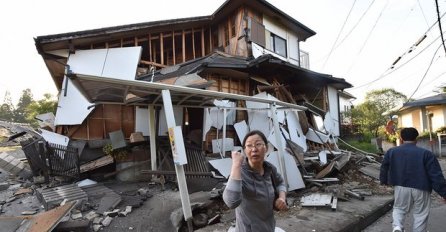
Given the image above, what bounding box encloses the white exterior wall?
[262,15,300,66]
[400,113,414,128]
[327,86,340,136]
[339,96,353,113]
[399,106,446,133]
[429,106,446,131]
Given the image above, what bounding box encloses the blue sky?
[1,0,445,104]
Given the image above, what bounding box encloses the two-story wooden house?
[34,0,351,153]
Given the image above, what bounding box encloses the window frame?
[270,33,287,57]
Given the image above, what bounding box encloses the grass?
[338,138,379,154]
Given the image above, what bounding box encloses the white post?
[149,105,157,171]
[161,90,193,227]
[221,108,227,158]
[270,102,288,189]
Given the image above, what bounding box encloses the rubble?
[0,117,395,232]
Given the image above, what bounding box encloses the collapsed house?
[26,0,361,230]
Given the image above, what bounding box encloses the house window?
[270,33,287,57]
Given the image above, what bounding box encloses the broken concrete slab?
[300,193,337,210]
[54,219,91,232]
[0,152,32,179]
[358,163,381,180]
[80,183,121,214]
[36,184,87,210]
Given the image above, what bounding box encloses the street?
[364,157,446,232]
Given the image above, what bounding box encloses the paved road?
[364,157,446,232]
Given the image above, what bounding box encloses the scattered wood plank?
[80,155,114,173]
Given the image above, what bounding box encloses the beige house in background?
[397,93,446,133]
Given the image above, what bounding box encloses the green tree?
[14,89,34,123]
[26,93,58,127]
[0,91,15,121]
[349,88,407,137]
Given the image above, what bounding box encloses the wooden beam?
[201,27,205,57]
[140,60,167,68]
[192,28,196,59]
[208,27,212,53]
[102,105,106,138]
[172,30,176,65]
[232,9,243,55]
[160,33,164,65]
[149,34,152,62]
[182,30,186,63]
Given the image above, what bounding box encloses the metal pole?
[222,108,227,158]
[161,90,193,231]
[270,102,288,189]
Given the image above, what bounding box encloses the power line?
[417,0,431,29]
[351,9,446,90]
[351,27,446,90]
[322,0,357,70]
[320,0,376,60]
[407,43,443,100]
[344,0,389,76]
[435,0,446,55]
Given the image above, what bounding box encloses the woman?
[223,130,287,232]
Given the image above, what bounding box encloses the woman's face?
[244,134,267,166]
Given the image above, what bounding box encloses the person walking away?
[223,130,288,232]
[380,127,446,232]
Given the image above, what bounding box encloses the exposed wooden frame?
[182,30,186,62]
[192,28,196,59]
[201,28,205,57]
[172,30,176,65]
[160,33,164,65]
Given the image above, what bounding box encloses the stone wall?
[380,138,446,157]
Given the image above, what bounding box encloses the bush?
[418,131,437,139]
[436,126,446,134]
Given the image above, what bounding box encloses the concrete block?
[101,216,112,227]
[55,219,91,232]
[0,182,9,191]
[0,152,8,160]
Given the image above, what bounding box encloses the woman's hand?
[274,197,288,211]
[231,151,244,167]
[229,151,244,180]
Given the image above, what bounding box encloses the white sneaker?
[392,226,402,232]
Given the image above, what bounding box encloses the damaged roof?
[139,52,352,90]
[67,73,307,111]
[34,0,315,51]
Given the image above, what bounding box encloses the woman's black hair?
[242,130,268,148]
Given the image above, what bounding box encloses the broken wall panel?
[63,105,135,140]
[327,86,340,136]
[266,151,305,191]
[135,106,150,136]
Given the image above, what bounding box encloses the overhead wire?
[315,0,375,64]
[351,9,446,91]
[322,0,357,70]
[417,0,431,28]
[344,0,389,76]
[435,0,446,55]
[407,43,444,100]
